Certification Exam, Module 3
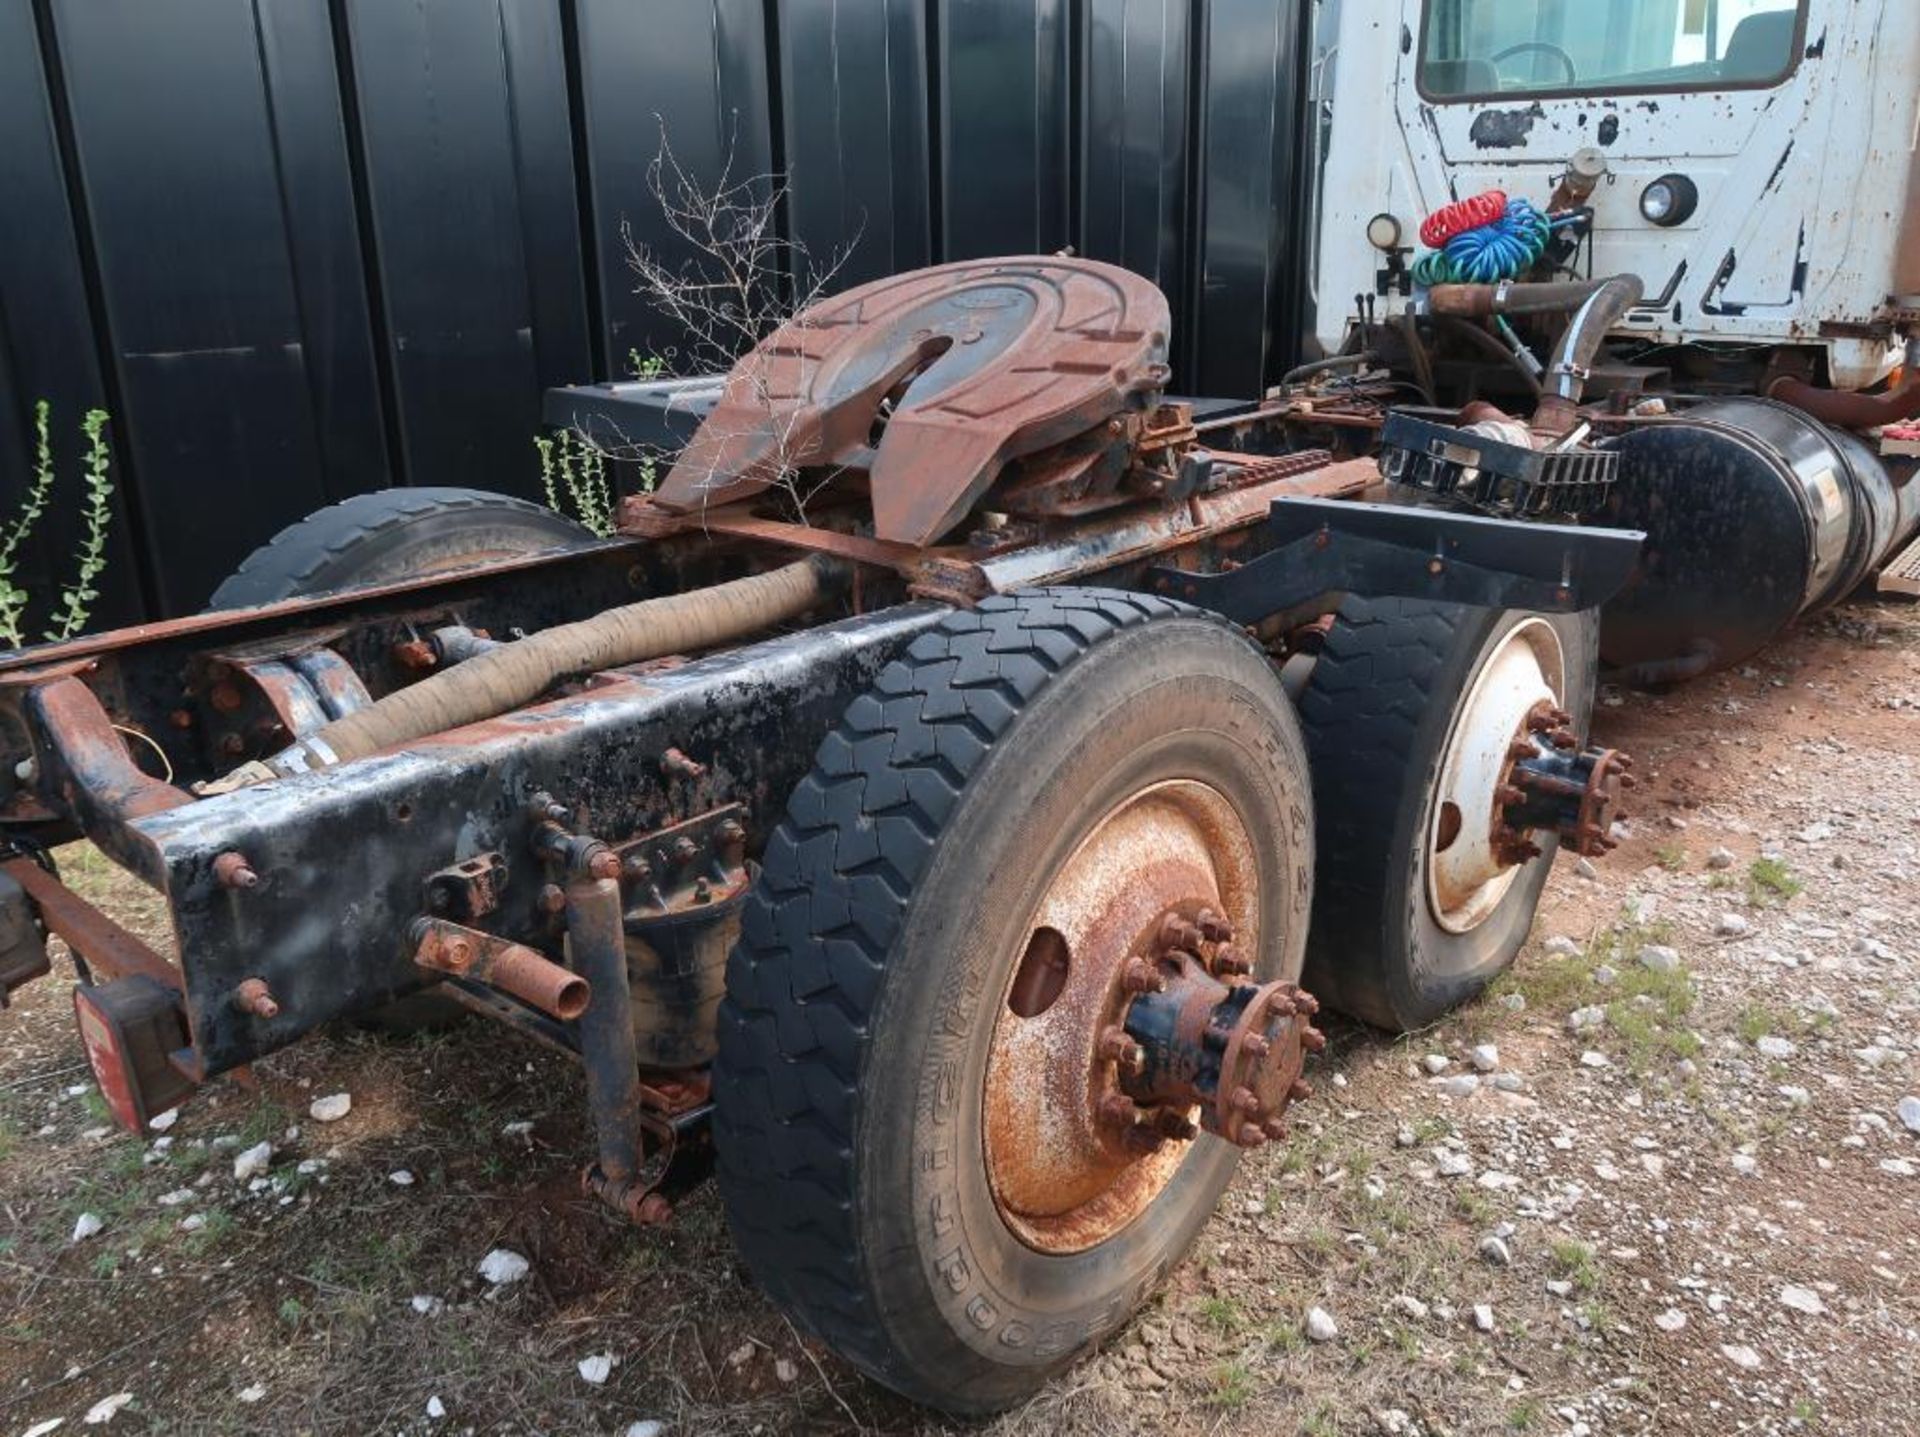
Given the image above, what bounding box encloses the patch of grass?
[184,1208,236,1255]
[1509,1398,1543,1429]
[1385,1321,1421,1361]
[277,1295,307,1330]
[1303,1404,1340,1436]
[1411,1115,1454,1144]
[1738,1003,1781,1043]
[81,1089,110,1124]
[1747,857,1802,906]
[1198,1295,1247,1337]
[0,1118,16,1163]
[1262,1320,1306,1356]
[1452,1187,1496,1226]
[1652,841,1687,870]
[1792,1397,1821,1426]
[1205,1359,1254,1410]
[237,1099,291,1146]
[1549,1238,1600,1295]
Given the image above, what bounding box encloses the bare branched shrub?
[562,126,863,522]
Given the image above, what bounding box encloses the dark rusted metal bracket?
[1150,496,1645,621]
[410,916,589,1021]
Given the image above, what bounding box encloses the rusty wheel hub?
[982,781,1321,1254]
[1491,700,1636,865]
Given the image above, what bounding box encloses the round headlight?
[1638,174,1698,227]
[1366,212,1403,251]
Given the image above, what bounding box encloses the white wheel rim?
[1425,618,1566,935]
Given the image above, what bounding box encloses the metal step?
[1879,530,1920,598]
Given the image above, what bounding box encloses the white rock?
[477,1248,530,1285]
[1731,1153,1759,1176]
[577,1353,614,1385]
[623,1424,665,1437]
[1627,894,1659,924]
[1390,1294,1430,1321]
[1568,1006,1605,1033]
[1716,913,1751,937]
[1720,1344,1763,1371]
[178,1214,206,1233]
[1579,1050,1611,1069]
[1478,1236,1512,1267]
[82,1394,133,1425]
[1473,1304,1494,1332]
[1778,1085,1811,1106]
[1545,1280,1573,1298]
[1639,945,1680,973]
[502,1120,535,1139]
[1592,964,1618,986]
[21,1420,65,1437]
[1305,1307,1339,1342]
[1469,1044,1499,1073]
[1434,1074,1480,1097]
[1545,935,1581,957]
[389,1170,415,1187]
[775,1357,799,1383]
[156,1188,194,1207]
[410,1295,444,1316]
[71,1212,105,1243]
[232,1141,273,1182]
[1500,993,1527,1013]
[148,1108,179,1132]
[1755,1035,1796,1060]
[308,1093,352,1123]
[1653,1308,1687,1333]
[1421,1054,1451,1075]
[237,1385,266,1404]
[1796,822,1833,844]
[426,1395,446,1420]
[1707,847,1736,870]
[1778,1285,1825,1316]
[1880,1158,1917,1177]
[1574,858,1600,881]
[1896,1096,1920,1135]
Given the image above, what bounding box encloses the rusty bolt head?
[1292,990,1320,1016]
[213,851,259,889]
[168,708,194,730]
[538,883,566,914]
[660,747,706,780]
[1123,1124,1167,1156]
[217,732,245,758]
[1300,1024,1328,1053]
[1121,957,1167,994]
[622,855,652,883]
[442,938,475,972]
[671,836,700,865]
[1212,944,1252,977]
[1157,914,1203,954]
[634,1192,674,1226]
[587,848,623,882]
[1234,1125,1270,1150]
[1618,773,1638,790]
[1230,1085,1262,1116]
[1196,908,1233,944]
[393,638,437,671]
[1262,1117,1289,1141]
[209,682,244,714]
[1242,1032,1272,1061]
[1097,1026,1146,1070]
[1288,1078,1314,1103]
[233,977,279,1019]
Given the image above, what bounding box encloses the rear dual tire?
[713,589,1313,1412]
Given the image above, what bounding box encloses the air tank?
[1597,398,1920,683]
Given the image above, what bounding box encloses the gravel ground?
[0,596,1916,1436]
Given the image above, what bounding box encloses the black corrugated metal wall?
[0,0,1312,628]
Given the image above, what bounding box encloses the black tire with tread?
[1298,597,1599,1032]
[207,486,589,610]
[713,587,1314,1413]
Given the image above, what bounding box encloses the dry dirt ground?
[2,597,1917,1437]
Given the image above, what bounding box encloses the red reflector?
[72,977,195,1135]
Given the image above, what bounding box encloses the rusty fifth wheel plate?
[639,256,1171,547]
[981,779,1322,1255]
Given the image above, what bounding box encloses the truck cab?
[1315,0,1920,391]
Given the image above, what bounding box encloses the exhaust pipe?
[1530,274,1643,436]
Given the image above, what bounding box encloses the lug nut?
[1230,1085,1262,1115]
[588,848,623,882]
[1123,1124,1167,1156]
[1121,957,1166,994]
[660,747,706,780]
[1234,1125,1269,1150]
[1301,1024,1328,1053]
[1158,914,1203,953]
[1262,1117,1290,1141]
[1097,1026,1146,1070]
[393,638,437,671]
[1242,1032,1272,1060]
[1293,991,1320,1016]
[1212,943,1252,976]
[1288,1078,1314,1103]
[1196,908,1233,943]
